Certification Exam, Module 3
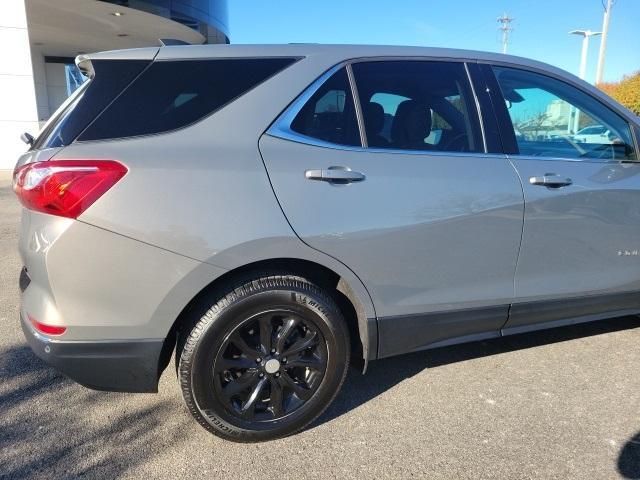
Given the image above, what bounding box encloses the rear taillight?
[28,315,66,336]
[13,160,127,219]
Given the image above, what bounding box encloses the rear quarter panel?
[48,53,377,341]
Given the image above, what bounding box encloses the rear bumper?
[21,313,164,393]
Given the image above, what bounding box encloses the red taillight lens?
[28,315,67,336]
[13,160,127,219]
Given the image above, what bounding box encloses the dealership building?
[1,0,230,169]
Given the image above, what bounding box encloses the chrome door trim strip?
[464,62,488,153]
[507,154,626,164]
[264,131,508,159]
[346,63,368,148]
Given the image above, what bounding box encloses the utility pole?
[497,13,514,54]
[569,30,601,133]
[595,0,615,84]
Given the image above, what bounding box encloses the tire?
[178,274,350,442]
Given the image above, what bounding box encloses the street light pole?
[595,0,615,85]
[569,29,601,133]
[570,29,602,80]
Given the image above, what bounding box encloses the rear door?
[487,65,640,332]
[260,59,525,357]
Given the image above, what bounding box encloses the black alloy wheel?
[212,309,328,422]
[178,274,350,442]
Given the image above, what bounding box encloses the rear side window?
[290,68,361,147]
[33,60,150,149]
[79,58,297,141]
[352,61,484,152]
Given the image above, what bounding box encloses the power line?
[497,13,515,54]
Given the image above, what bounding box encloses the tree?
[516,112,549,140]
[598,71,640,115]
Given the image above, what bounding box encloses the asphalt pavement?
[1,170,639,479]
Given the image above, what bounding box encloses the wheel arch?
[159,257,377,380]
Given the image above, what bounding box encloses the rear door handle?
[529,173,573,188]
[305,166,366,184]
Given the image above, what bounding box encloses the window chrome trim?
[264,130,506,159]
[464,62,487,153]
[346,63,367,148]
[267,62,348,147]
[267,56,491,156]
[508,154,635,165]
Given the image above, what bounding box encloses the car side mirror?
[20,132,34,146]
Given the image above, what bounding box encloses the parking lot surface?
[1,171,639,479]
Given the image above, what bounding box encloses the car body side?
[17,44,640,393]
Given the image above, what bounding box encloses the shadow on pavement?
[0,344,190,479]
[618,431,640,479]
[2,315,640,476]
[316,315,640,428]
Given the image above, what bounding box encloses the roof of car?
[82,43,582,93]
[79,43,572,89]
[84,43,548,69]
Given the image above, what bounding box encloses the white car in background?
[574,124,613,143]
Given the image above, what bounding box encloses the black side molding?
[375,290,640,359]
[505,290,640,332]
[377,304,509,358]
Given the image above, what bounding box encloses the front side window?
[352,61,483,152]
[290,68,360,146]
[493,66,636,161]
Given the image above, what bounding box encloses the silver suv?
[14,44,640,442]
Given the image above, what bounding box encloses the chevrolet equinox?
[14,44,640,442]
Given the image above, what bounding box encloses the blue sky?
[229,0,640,84]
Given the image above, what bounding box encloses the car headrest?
[391,100,432,149]
[364,102,385,135]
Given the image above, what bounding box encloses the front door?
[260,60,524,357]
[489,65,640,332]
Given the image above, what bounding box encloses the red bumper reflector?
[29,315,67,336]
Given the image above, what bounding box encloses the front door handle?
[529,173,573,188]
[305,166,366,184]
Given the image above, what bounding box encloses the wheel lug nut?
[275,372,280,377]
[256,357,262,363]
[259,373,264,378]
[282,358,287,363]
[271,348,276,354]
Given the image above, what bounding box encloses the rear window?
[79,58,297,141]
[33,60,150,150]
